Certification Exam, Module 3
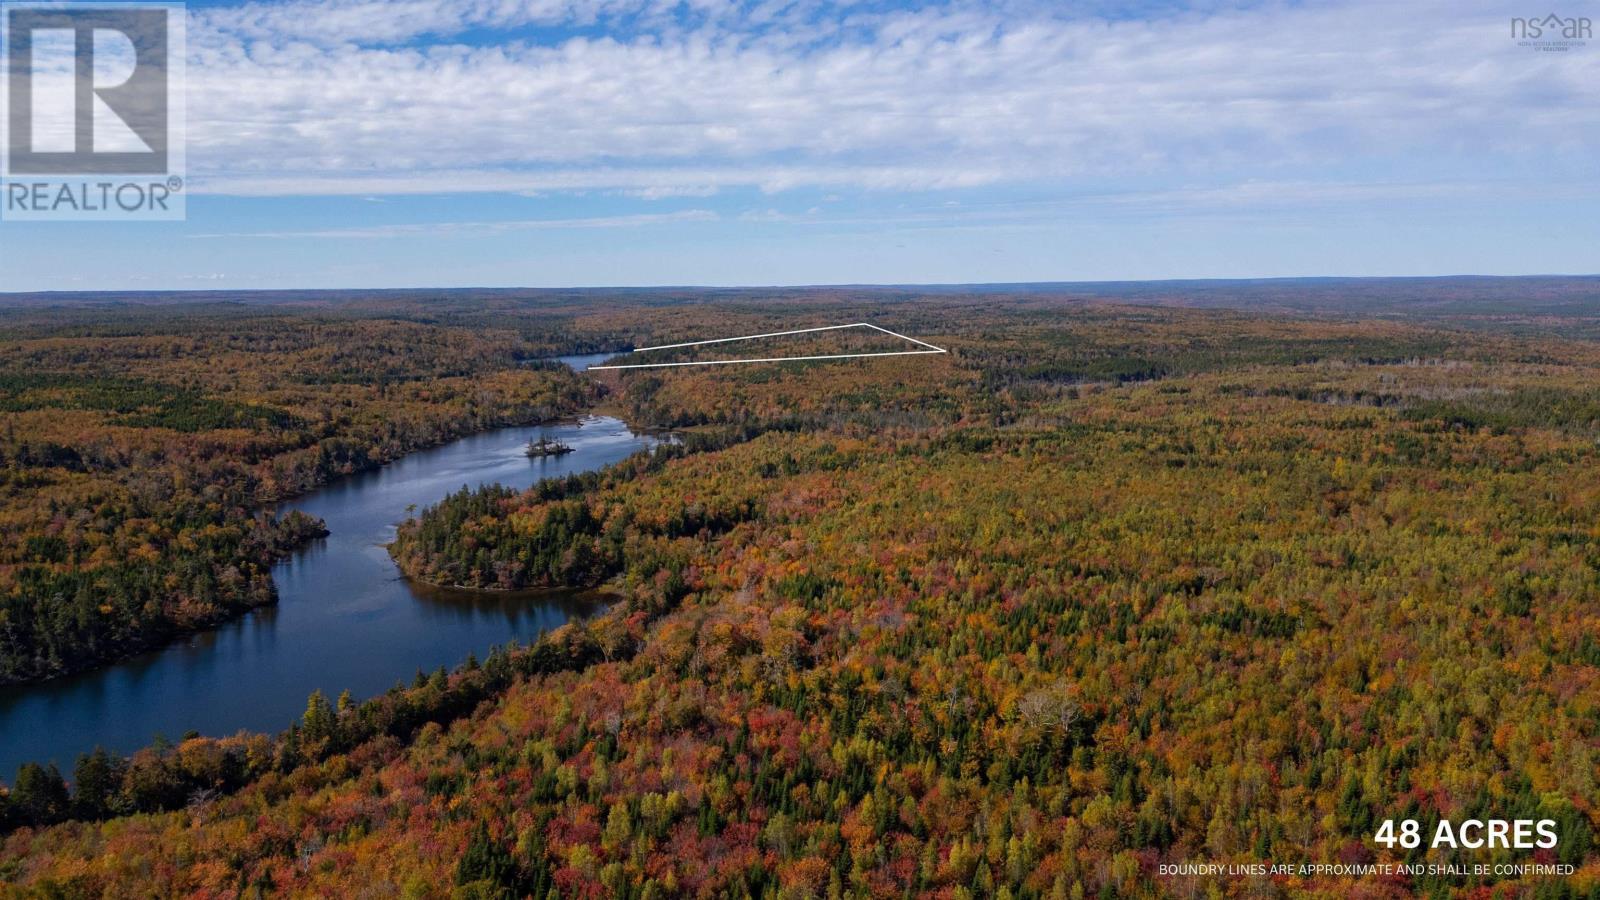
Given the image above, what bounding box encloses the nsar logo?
[1511,12,1592,51]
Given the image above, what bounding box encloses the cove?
[0,362,652,779]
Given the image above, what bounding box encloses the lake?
[544,352,622,371]
[0,360,651,779]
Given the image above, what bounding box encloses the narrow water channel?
[0,357,649,779]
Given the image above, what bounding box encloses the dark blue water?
[0,400,654,779]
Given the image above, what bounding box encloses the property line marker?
[589,322,947,370]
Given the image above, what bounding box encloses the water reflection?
[411,581,613,627]
[0,409,656,779]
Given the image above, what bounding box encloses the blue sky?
[1,0,1597,291]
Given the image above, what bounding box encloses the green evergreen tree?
[11,763,68,825]
[70,747,127,820]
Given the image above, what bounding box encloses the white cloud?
[194,163,1011,195]
[175,0,1599,197]
[189,208,718,238]
[618,184,721,199]
[195,0,653,46]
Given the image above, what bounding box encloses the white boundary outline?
[588,322,947,370]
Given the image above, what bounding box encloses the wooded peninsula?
[2,280,1599,898]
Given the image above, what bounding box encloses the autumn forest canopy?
[2,279,1600,898]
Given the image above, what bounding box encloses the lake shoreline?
[4,353,631,689]
[0,368,657,777]
[0,410,589,690]
[0,517,333,689]
[397,572,624,600]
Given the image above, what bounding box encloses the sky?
[0,0,1596,291]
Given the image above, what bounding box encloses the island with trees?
[525,436,575,458]
[3,281,1600,897]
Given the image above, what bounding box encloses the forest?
[3,285,1600,898]
[0,309,599,682]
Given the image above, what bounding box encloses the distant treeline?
[8,293,1600,896]
[0,315,601,684]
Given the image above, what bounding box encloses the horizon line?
[3,273,1599,298]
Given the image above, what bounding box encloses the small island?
[524,436,574,458]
